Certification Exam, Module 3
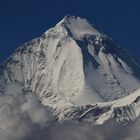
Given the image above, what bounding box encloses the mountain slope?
[0,15,140,109]
[54,88,140,125]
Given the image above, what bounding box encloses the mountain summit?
[57,15,101,39]
[0,16,140,109]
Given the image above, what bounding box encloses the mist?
[0,83,140,140]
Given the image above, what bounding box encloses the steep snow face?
[0,16,140,107]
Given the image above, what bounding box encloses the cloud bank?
[0,83,140,140]
[0,83,52,140]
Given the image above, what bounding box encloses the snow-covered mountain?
[0,15,140,125]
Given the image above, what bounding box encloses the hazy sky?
[0,0,140,63]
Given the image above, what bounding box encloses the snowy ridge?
[0,15,140,125]
[54,89,140,125]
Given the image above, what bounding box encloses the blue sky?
[0,0,140,63]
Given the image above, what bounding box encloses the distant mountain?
[0,15,140,125]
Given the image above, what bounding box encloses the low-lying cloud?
[0,83,52,140]
[0,83,140,140]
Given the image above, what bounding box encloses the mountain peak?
[1,15,140,106]
[61,15,85,23]
[57,15,101,39]
[63,15,80,20]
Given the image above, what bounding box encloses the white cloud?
[0,83,140,140]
